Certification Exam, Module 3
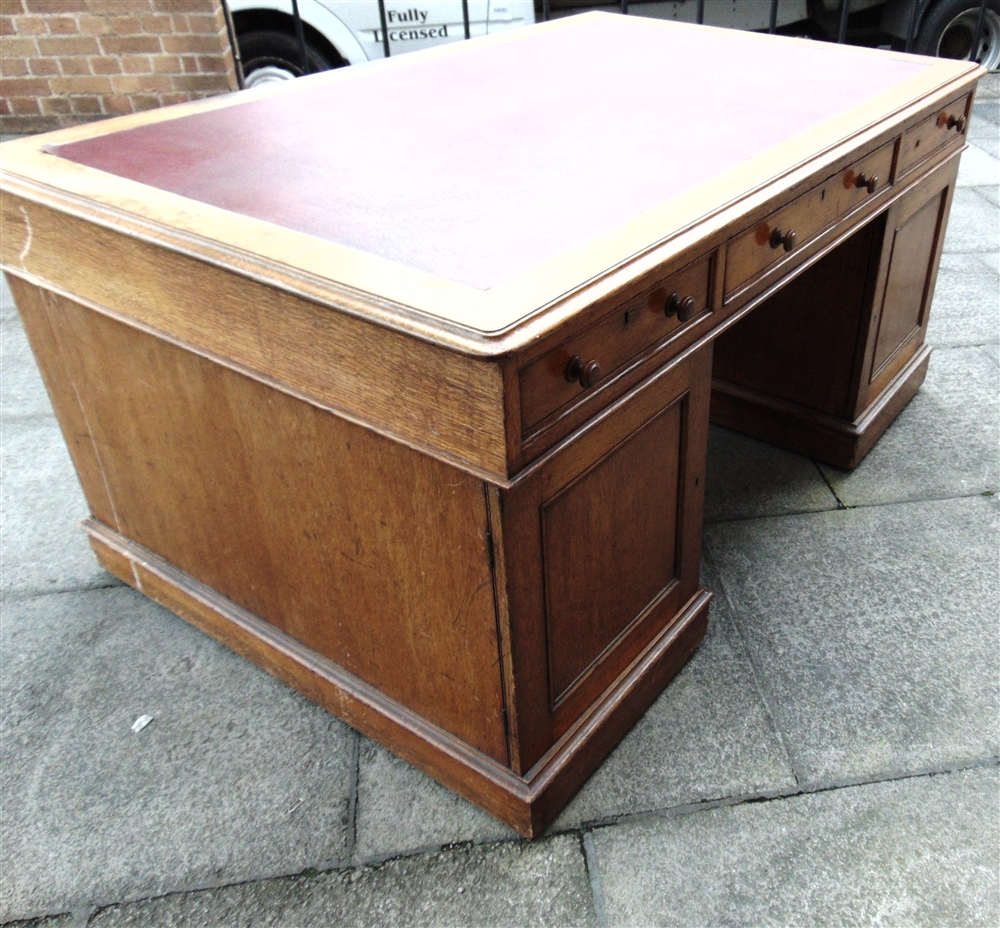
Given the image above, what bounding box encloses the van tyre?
[915,0,1000,70]
[238,29,337,87]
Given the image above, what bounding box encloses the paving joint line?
[580,830,609,928]
[574,755,1000,836]
[699,545,804,787]
[10,758,998,926]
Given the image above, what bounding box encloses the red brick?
[1,35,37,55]
[98,33,160,54]
[0,1,24,15]
[48,74,111,94]
[139,12,170,33]
[27,56,59,75]
[187,12,219,33]
[158,91,187,105]
[89,54,120,74]
[37,35,99,55]
[0,98,9,115]
[68,95,102,114]
[130,92,161,111]
[152,0,213,12]
[47,15,79,34]
[60,56,92,74]
[195,54,226,74]
[160,33,219,54]
[150,53,180,73]
[39,94,71,114]
[120,54,151,73]
[86,0,147,13]
[179,55,196,72]
[76,13,109,35]
[11,14,44,34]
[10,95,41,114]
[0,55,28,75]
[2,76,50,95]
[169,72,225,93]
[111,72,171,93]
[24,0,87,11]
[0,15,13,35]
[100,93,131,114]
[109,14,142,35]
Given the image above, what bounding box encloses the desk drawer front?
[724,141,895,298]
[898,94,971,177]
[519,255,712,433]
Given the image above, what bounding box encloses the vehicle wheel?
[238,29,337,88]
[915,0,1000,70]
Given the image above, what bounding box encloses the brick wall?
[1,0,237,134]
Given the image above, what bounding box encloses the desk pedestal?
[712,158,956,468]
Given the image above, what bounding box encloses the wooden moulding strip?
[84,518,711,838]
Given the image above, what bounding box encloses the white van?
[227,0,999,87]
[226,1,537,86]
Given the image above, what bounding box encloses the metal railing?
[221,0,991,81]
[540,0,991,61]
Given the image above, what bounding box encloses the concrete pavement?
[2,76,997,928]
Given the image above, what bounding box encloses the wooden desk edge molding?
[0,13,984,836]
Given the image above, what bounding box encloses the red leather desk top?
[51,15,928,291]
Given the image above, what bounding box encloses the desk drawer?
[519,255,712,433]
[725,140,894,298]
[898,94,971,177]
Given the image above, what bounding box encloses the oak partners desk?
[0,13,984,837]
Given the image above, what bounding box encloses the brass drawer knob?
[856,173,879,194]
[566,356,602,389]
[947,113,967,133]
[770,228,797,252]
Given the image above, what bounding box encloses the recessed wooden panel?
[26,286,508,764]
[870,190,945,377]
[541,403,682,705]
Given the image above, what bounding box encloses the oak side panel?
[36,290,508,763]
[5,275,119,529]
[0,196,509,478]
[499,344,712,772]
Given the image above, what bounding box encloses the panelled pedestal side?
[710,154,960,469]
[5,272,712,837]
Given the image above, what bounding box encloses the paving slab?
[2,313,55,419]
[87,834,597,928]
[978,250,999,273]
[354,739,517,862]
[703,425,837,522]
[943,186,1000,254]
[982,342,1000,366]
[591,766,1000,928]
[0,586,357,922]
[553,555,795,828]
[925,252,1000,346]
[353,557,795,859]
[976,181,1000,205]
[819,347,998,506]
[0,416,115,598]
[704,496,999,786]
[957,142,999,186]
